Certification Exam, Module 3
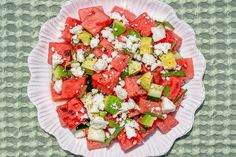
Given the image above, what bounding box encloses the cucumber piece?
[81,56,97,72]
[104,126,124,145]
[139,72,153,91]
[88,127,105,142]
[99,111,108,119]
[78,31,92,45]
[147,84,164,101]
[128,60,141,76]
[104,95,122,115]
[139,114,157,127]
[112,20,126,36]
[108,120,119,128]
[53,65,68,80]
[127,29,141,39]
[159,52,177,70]
[140,37,153,54]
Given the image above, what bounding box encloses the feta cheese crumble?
[54,79,62,94]
[90,117,108,130]
[90,34,100,48]
[120,99,139,113]
[94,59,108,72]
[125,120,139,139]
[52,52,63,68]
[154,43,171,56]
[151,26,166,42]
[76,49,85,62]
[101,27,115,42]
[90,93,105,113]
[151,60,162,71]
[142,54,156,66]
[111,51,118,58]
[71,63,84,77]
[161,97,176,113]
[114,85,127,100]
[110,12,128,24]
[70,25,83,34]
[122,35,140,53]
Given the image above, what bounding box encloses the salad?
[49,6,194,151]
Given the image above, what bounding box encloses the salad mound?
[49,5,194,151]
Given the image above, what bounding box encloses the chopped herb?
[143,112,165,119]
[104,126,124,145]
[86,76,93,92]
[147,96,160,101]
[76,123,88,130]
[108,120,119,128]
[173,89,188,103]
[78,85,88,98]
[120,70,129,79]
[163,85,170,97]
[64,60,78,68]
[161,70,186,77]
[141,126,148,133]
[155,21,175,30]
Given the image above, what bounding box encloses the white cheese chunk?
[70,25,83,34]
[114,85,127,100]
[71,63,84,77]
[90,117,108,130]
[101,27,115,42]
[94,59,108,72]
[154,43,171,56]
[52,52,64,68]
[53,79,62,94]
[142,54,156,66]
[110,12,128,24]
[90,34,100,48]
[125,120,139,139]
[161,97,176,113]
[76,49,85,62]
[151,26,166,42]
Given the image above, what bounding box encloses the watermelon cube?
[61,77,87,99]
[92,69,120,95]
[79,6,104,22]
[48,42,72,66]
[124,76,147,98]
[130,12,156,37]
[81,9,112,36]
[110,54,130,72]
[138,98,162,114]
[92,39,113,57]
[62,17,82,42]
[112,6,136,22]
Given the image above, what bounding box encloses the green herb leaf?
[143,112,165,119]
[108,120,119,128]
[104,126,124,145]
[141,126,148,133]
[162,21,175,30]
[163,85,170,97]
[76,123,88,130]
[173,89,188,103]
[161,70,186,77]
[78,85,88,98]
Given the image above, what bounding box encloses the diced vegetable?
[139,72,153,91]
[112,20,126,36]
[128,60,142,75]
[88,127,105,142]
[147,84,164,101]
[139,37,153,54]
[104,95,122,115]
[139,114,157,127]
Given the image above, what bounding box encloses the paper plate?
[28,0,206,156]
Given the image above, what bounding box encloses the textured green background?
[0,0,236,156]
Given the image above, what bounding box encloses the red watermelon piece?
[138,98,162,114]
[117,129,143,151]
[48,42,72,66]
[50,83,65,101]
[163,77,183,101]
[130,12,156,37]
[81,9,112,36]
[152,67,164,85]
[92,39,114,57]
[61,77,87,99]
[79,6,104,22]
[112,6,136,22]
[92,69,121,95]
[155,114,178,134]
[62,17,82,42]
[124,76,147,98]
[110,54,130,72]
[176,58,194,80]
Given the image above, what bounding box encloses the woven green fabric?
[0,0,235,156]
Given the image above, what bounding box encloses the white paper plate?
[28,0,206,156]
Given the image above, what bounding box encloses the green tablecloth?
[0,0,235,156]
